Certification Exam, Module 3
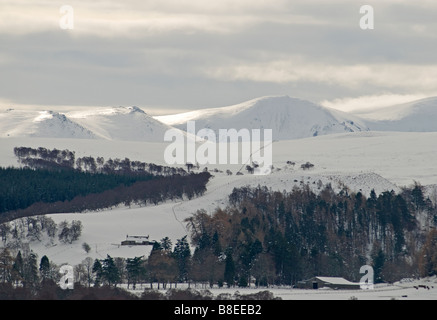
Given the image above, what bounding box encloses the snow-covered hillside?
[0,106,186,142]
[0,109,97,139]
[358,96,437,132]
[1,130,437,266]
[2,131,436,186]
[66,106,179,142]
[155,96,369,141]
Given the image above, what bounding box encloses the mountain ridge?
[2,95,437,141]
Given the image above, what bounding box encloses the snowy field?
[1,131,437,300]
[119,277,437,301]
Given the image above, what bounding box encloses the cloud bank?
[1,0,436,113]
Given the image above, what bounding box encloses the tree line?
[1,147,212,223]
[0,168,211,223]
[0,235,280,300]
[13,146,187,176]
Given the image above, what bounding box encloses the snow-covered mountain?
[357,96,437,132]
[0,106,186,142]
[0,109,97,139]
[66,106,180,142]
[3,95,437,142]
[155,96,370,141]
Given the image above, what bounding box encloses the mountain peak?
[125,106,146,114]
[156,96,369,140]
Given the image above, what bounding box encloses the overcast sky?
[1,0,437,114]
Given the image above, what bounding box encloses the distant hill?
[66,106,182,142]
[357,96,437,132]
[0,109,97,139]
[0,106,186,142]
[155,95,369,141]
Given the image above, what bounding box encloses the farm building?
[121,235,156,246]
[296,276,360,290]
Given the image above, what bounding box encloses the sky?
[1,0,437,115]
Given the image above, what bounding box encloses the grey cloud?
[1,1,437,112]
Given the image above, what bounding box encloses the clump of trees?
[58,220,83,244]
[0,216,82,249]
[300,162,315,170]
[13,147,76,171]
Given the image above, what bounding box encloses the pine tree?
[102,255,120,287]
[151,240,163,253]
[160,237,172,253]
[412,182,426,212]
[173,236,191,282]
[126,256,144,289]
[212,231,222,256]
[12,251,24,285]
[92,259,103,287]
[224,248,235,288]
[39,255,51,280]
[372,246,385,283]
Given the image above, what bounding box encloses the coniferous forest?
[0,147,437,299]
[0,147,211,223]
